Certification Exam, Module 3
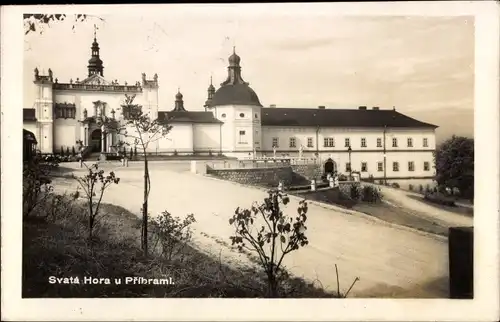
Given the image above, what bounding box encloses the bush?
[391,183,400,189]
[361,185,382,203]
[409,184,414,191]
[378,180,384,185]
[23,156,58,217]
[424,192,456,207]
[349,184,362,200]
[72,146,76,156]
[366,175,375,183]
[419,184,424,193]
[229,190,309,298]
[149,211,196,262]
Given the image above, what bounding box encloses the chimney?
[358,106,367,110]
[318,106,325,109]
[373,106,380,110]
[269,104,276,108]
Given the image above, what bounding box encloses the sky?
[23,10,474,114]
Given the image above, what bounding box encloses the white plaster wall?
[53,119,79,150]
[193,124,221,152]
[261,126,436,152]
[212,104,261,152]
[157,123,193,153]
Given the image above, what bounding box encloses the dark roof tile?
[158,111,223,124]
[261,107,438,129]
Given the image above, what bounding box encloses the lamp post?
[347,145,352,179]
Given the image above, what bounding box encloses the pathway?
[53,163,450,298]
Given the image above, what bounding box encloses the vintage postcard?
[1,2,499,321]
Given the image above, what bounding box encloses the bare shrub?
[229,190,309,298]
[149,211,196,261]
[73,163,120,243]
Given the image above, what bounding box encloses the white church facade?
[24,33,438,185]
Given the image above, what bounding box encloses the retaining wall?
[291,164,323,181]
[206,166,293,187]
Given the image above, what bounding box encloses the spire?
[87,26,104,77]
[173,88,186,111]
[221,48,247,86]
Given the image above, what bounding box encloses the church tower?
[87,27,104,77]
[204,77,215,111]
[173,89,186,111]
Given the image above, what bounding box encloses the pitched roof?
[261,107,438,129]
[158,111,223,124]
[23,108,37,121]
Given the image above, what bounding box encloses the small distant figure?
[273,146,277,158]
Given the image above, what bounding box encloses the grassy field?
[22,195,335,298]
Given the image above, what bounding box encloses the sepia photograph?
[2,2,499,321]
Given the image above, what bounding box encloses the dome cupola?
[209,48,262,107]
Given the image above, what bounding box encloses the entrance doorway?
[90,129,102,152]
[324,158,336,176]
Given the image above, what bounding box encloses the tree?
[435,135,474,200]
[73,163,120,243]
[113,94,172,256]
[229,190,309,297]
[23,14,104,35]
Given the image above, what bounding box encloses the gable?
[79,74,112,86]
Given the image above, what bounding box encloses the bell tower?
[87,25,104,77]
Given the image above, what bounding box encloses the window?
[239,113,245,118]
[289,137,296,148]
[345,162,351,172]
[272,137,279,148]
[54,103,76,119]
[377,138,382,147]
[408,161,415,172]
[307,137,314,148]
[345,138,350,147]
[393,162,399,172]
[221,113,226,118]
[255,113,258,119]
[423,138,428,147]
[238,130,247,144]
[361,138,367,148]
[361,162,367,172]
[323,137,334,147]
[392,137,398,147]
[407,138,413,147]
[377,162,383,172]
[424,162,430,171]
